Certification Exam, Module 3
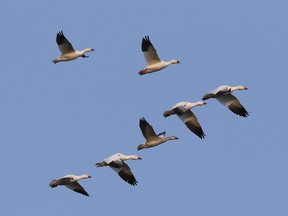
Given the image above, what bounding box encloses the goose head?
[82,174,92,179]
[84,48,95,52]
[168,136,179,140]
[231,85,248,92]
[80,48,95,57]
[171,59,180,64]
[240,85,248,90]
[196,100,207,106]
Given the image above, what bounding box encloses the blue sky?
[0,0,287,215]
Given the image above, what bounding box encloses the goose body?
[138,117,178,150]
[163,101,206,139]
[95,153,141,186]
[202,85,249,117]
[52,30,94,64]
[138,36,180,75]
[49,174,91,196]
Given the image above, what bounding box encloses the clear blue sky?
[0,0,287,215]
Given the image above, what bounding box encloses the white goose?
[49,174,91,196]
[52,30,94,64]
[202,85,249,117]
[138,117,179,150]
[138,36,180,75]
[95,153,141,186]
[163,101,206,139]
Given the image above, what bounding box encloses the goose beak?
[138,157,142,160]
[91,48,95,51]
[175,137,179,139]
[177,60,180,64]
[203,101,207,105]
[88,175,92,178]
[244,87,248,90]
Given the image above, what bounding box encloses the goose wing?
[178,110,206,139]
[49,176,73,187]
[56,31,75,54]
[139,117,157,139]
[65,182,89,196]
[217,94,249,117]
[141,36,161,65]
[109,161,138,186]
[108,159,124,169]
[157,131,166,137]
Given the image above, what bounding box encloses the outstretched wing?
[65,182,89,196]
[217,94,249,117]
[139,117,157,139]
[117,162,138,186]
[56,30,75,54]
[141,36,161,65]
[178,110,206,139]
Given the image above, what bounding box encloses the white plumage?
[163,101,206,139]
[49,174,91,196]
[52,30,94,64]
[138,36,180,75]
[202,85,249,117]
[137,117,179,150]
[95,153,142,186]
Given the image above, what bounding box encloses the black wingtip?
[73,189,89,197]
[238,111,249,117]
[56,30,66,45]
[140,117,147,123]
[143,35,150,41]
[141,35,153,52]
[229,105,249,117]
[184,121,206,139]
[128,179,138,186]
[199,133,206,139]
[56,30,64,38]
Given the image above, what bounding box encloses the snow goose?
[52,30,94,64]
[138,36,180,75]
[202,85,249,117]
[49,174,91,196]
[138,117,178,150]
[95,153,141,186]
[163,101,206,139]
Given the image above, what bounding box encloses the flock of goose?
[49,31,250,197]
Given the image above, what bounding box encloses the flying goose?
[163,101,206,139]
[138,36,180,75]
[138,117,178,150]
[95,153,141,186]
[202,85,249,117]
[52,30,94,64]
[49,174,91,196]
